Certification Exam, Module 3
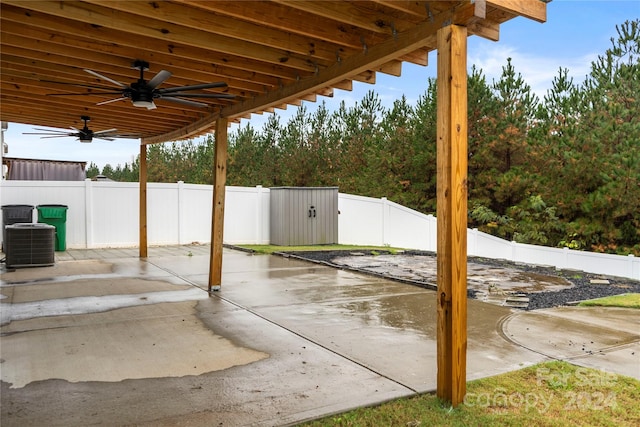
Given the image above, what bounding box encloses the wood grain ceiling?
[0,1,546,144]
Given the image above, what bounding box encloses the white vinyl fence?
[1,180,638,280]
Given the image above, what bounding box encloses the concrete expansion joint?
[145,259,210,295]
[209,284,421,395]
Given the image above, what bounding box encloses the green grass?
[236,244,404,255]
[300,361,640,426]
[578,293,640,309]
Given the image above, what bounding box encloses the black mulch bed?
[280,249,640,311]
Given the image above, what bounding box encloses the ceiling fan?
[46,60,235,110]
[23,116,132,143]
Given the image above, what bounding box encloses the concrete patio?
[1,245,638,426]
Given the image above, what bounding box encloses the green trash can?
[37,204,68,251]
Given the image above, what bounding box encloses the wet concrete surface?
[1,246,639,426]
[502,306,640,378]
[330,253,573,308]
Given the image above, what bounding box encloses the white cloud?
[468,42,597,100]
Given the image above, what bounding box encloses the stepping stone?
[505,296,530,303]
[503,300,529,308]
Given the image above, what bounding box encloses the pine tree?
[572,19,640,253]
[86,162,100,179]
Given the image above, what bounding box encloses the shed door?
[308,188,338,245]
[287,188,337,245]
[270,187,338,245]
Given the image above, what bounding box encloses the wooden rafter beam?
[486,0,547,23]
[273,0,410,35]
[0,19,278,93]
[1,1,313,72]
[144,1,484,144]
[0,14,290,87]
[83,0,353,65]
[1,0,313,82]
[467,19,500,42]
[178,0,370,49]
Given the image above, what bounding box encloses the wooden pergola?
[0,0,547,406]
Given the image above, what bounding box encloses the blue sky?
[2,0,639,170]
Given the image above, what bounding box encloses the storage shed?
[270,187,338,246]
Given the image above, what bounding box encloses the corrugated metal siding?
[6,158,86,181]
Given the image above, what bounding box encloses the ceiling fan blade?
[93,128,118,135]
[40,134,75,139]
[25,128,71,134]
[96,97,128,106]
[84,69,128,88]
[41,80,119,91]
[47,91,125,97]
[163,92,236,99]
[94,136,117,141]
[160,96,208,108]
[147,70,172,89]
[110,133,141,139]
[158,82,228,93]
[31,127,65,132]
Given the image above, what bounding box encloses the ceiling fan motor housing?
[79,116,93,142]
[79,129,93,143]
[131,83,154,103]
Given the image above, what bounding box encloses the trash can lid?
[2,204,35,209]
[36,205,68,219]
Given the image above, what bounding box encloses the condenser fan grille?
[5,223,55,268]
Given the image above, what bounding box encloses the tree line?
[87,20,639,256]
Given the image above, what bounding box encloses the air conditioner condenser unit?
[4,223,55,268]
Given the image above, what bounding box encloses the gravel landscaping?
[282,250,640,311]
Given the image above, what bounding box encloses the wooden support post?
[139,143,148,258]
[208,118,228,292]
[436,24,468,407]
